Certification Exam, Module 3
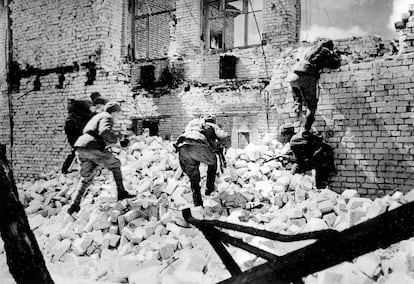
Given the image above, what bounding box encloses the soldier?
[289,130,336,189]
[288,39,341,131]
[67,101,134,215]
[62,99,93,174]
[175,114,229,206]
[277,123,295,155]
[90,92,108,113]
[62,93,108,174]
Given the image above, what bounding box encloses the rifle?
[264,153,293,166]
[216,143,227,174]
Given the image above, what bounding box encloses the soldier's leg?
[314,167,329,189]
[291,87,303,116]
[188,144,218,196]
[68,150,97,214]
[206,163,217,196]
[179,146,203,206]
[301,75,318,131]
[288,73,303,116]
[62,149,76,174]
[93,149,133,200]
[305,106,316,131]
[205,153,218,196]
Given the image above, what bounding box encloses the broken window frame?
[203,0,263,51]
[132,0,176,60]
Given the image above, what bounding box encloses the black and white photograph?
[1,0,414,283]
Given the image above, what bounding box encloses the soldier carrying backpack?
[175,114,229,206]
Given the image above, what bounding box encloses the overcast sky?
[300,0,414,41]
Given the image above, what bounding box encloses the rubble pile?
[1,135,414,283]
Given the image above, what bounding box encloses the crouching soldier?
[67,101,134,215]
[274,123,296,168]
[289,130,336,189]
[175,114,229,206]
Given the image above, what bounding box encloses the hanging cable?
[248,0,269,80]
[5,0,13,163]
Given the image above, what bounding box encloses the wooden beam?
[0,145,54,284]
[217,201,414,284]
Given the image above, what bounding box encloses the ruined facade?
[0,0,414,197]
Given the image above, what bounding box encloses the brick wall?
[0,3,6,90]
[130,43,414,197]
[0,2,9,149]
[142,0,299,84]
[266,50,414,196]
[2,0,414,198]
[262,0,301,47]
[135,0,175,60]
[175,0,203,55]
[0,0,132,179]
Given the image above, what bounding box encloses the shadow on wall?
[316,81,414,197]
[148,89,190,140]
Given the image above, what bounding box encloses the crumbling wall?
[267,50,414,196]
[130,38,414,197]
[0,3,9,148]
[2,0,413,200]
[0,0,130,179]
[129,0,302,87]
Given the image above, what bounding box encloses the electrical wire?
[248,0,269,80]
[5,0,13,163]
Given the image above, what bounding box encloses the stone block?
[159,243,175,260]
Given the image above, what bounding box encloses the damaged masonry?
[1,0,414,284]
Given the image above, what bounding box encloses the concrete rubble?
[1,135,413,283]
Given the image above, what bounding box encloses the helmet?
[279,123,294,135]
[201,114,216,123]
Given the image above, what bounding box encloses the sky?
[300,0,414,42]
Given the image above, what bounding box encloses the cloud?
[301,25,369,42]
[388,0,414,31]
[314,0,374,10]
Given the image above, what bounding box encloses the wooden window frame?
[131,1,176,60]
[203,0,263,51]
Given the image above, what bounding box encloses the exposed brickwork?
[262,0,301,47]
[1,0,414,200]
[398,5,414,54]
[135,0,175,59]
[0,0,132,179]
[0,3,6,90]
[0,3,9,150]
[266,50,414,197]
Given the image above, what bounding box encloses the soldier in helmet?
[67,101,134,215]
[289,129,336,189]
[175,114,229,206]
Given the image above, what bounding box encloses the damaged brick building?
[0,0,414,197]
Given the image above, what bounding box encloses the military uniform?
[67,102,133,215]
[62,100,93,174]
[176,116,229,206]
[288,39,341,130]
[290,130,335,189]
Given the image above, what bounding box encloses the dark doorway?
[142,119,159,136]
